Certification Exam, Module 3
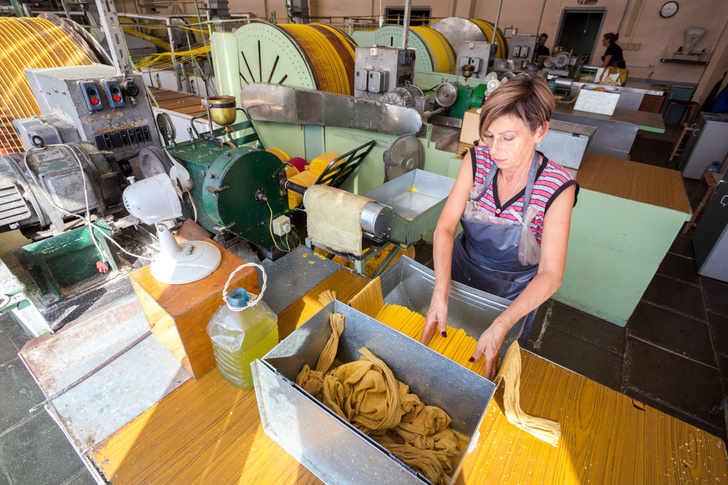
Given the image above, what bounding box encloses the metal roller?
[374,25,456,74]
[432,17,508,59]
[222,21,357,97]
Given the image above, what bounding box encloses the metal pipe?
[401,0,412,50]
[165,17,183,92]
[492,0,504,47]
[535,0,547,36]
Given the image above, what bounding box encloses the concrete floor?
[1,124,727,483]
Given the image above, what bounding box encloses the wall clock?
[660,1,678,18]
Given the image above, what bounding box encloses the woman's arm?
[420,154,474,345]
[601,54,613,67]
[470,184,576,380]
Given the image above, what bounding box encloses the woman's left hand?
[470,321,510,381]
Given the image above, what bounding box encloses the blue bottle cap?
[228,288,249,308]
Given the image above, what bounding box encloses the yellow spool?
[411,27,456,74]
[287,169,318,208]
[0,17,97,154]
[266,148,291,163]
[280,24,354,95]
[309,152,340,177]
[471,19,507,59]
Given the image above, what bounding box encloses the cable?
[266,200,287,253]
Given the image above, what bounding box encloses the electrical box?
[24,64,160,160]
[455,42,491,79]
[355,69,368,91]
[353,46,416,101]
[367,70,388,93]
[507,35,538,61]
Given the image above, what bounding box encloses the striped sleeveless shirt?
[470,145,578,244]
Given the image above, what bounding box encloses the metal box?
[455,41,491,79]
[363,169,455,246]
[379,256,524,350]
[252,301,496,485]
[507,35,538,61]
[23,64,160,159]
[539,120,596,170]
[354,46,416,100]
[367,70,388,93]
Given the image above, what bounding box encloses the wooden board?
[129,243,258,379]
[147,87,207,117]
[91,270,727,484]
[576,153,692,214]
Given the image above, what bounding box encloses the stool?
[668,123,694,162]
[682,172,722,234]
[663,99,698,125]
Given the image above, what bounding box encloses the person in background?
[601,33,626,68]
[420,76,578,381]
[536,33,550,57]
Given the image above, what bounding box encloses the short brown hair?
[603,32,619,44]
[479,76,554,136]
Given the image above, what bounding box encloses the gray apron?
[452,151,541,345]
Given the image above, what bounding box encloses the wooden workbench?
[89,267,726,484]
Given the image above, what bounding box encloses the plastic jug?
[207,264,278,390]
[704,161,721,176]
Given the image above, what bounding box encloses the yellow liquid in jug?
[210,313,279,390]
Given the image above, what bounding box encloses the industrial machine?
[542,51,577,78]
[17,65,159,159]
[456,41,492,79]
[433,82,488,119]
[1,64,160,237]
[507,35,539,63]
[373,25,456,75]
[431,17,508,60]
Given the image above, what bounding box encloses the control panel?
[23,65,160,160]
[354,46,416,101]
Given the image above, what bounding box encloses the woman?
[420,76,578,381]
[601,33,626,68]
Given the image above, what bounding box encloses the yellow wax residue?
[409,186,419,193]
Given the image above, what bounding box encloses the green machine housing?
[166,140,289,254]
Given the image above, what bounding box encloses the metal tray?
[252,301,496,485]
[363,169,455,246]
[379,256,524,349]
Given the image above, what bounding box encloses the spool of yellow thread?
[309,152,340,177]
[266,148,290,163]
[287,170,318,208]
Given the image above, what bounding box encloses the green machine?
[434,82,487,119]
[151,111,375,258]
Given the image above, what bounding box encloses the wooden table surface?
[90,270,727,484]
[577,153,692,214]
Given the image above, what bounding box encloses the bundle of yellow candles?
[375,303,485,376]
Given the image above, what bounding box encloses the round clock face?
[660,1,678,18]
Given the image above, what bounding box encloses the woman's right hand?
[421,293,448,345]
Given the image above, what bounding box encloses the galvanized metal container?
[252,301,496,485]
[363,169,455,246]
[379,256,524,349]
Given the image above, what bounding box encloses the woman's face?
[481,115,547,173]
[602,37,609,47]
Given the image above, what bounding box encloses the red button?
[90,97,99,104]
[113,95,121,102]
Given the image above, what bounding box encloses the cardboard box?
[574,89,620,116]
[459,107,482,144]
